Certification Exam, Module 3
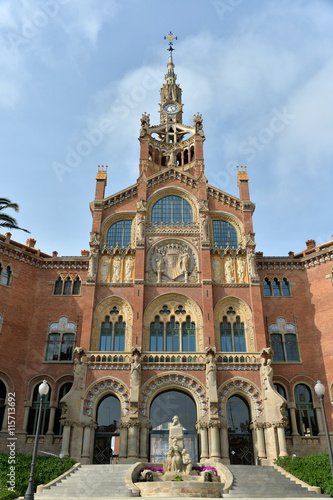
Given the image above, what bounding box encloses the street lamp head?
[314,380,325,397]
[39,380,49,396]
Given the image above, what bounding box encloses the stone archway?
[227,395,254,464]
[93,394,121,464]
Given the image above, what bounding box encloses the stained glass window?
[151,196,193,224]
[107,220,132,248]
[285,334,299,361]
[100,316,126,351]
[212,220,238,248]
[220,315,245,352]
[182,316,196,352]
[295,384,318,436]
[271,334,285,361]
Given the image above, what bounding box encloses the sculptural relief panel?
[211,247,248,285]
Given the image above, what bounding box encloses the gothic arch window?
[263,277,291,297]
[269,317,300,362]
[212,220,238,248]
[53,382,72,435]
[100,309,126,352]
[27,384,52,435]
[53,275,81,296]
[0,380,6,430]
[149,304,197,352]
[107,220,132,248]
[294,383,318,436]
[220,310,246,352]
[151,195,193,224]
[274,383,291,435]
[0,264,12,286]
[45,316,76,362]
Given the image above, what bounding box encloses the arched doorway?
[93,394,120,464]
[227,395,254,464]
[149,390,198,463]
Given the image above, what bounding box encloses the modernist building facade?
[0,48,332,466]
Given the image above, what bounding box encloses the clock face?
[164,103,179,114]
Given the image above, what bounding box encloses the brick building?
[0,45,332,466]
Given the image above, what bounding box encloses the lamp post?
[24,380,49,500]
[314,380,333,479]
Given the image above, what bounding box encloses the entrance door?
[149,390,198,463]
[227,395,254,465]
[93,395,120,464]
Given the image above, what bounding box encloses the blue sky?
[1,0,333,257]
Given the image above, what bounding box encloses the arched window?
[281,278,291,296]
[1,265,11,286]
[0,380,6,430]
[269,318,299,362]
[27,384,51,435]
[220,312,246,352]
[100,315,126,352]
[294,384,318,436]
[53,275,81,296]
[107,220,132,248]
[63,277,72,295]
[54,276,63,295]
[274,383,291,435]
[45,316,76,362]
[151,195,193,224]
[212,220,238,248]
[53,382,72,435]
[149,305,196,352]
[263,278,272,296]
[72,277,81,295]
[272,278,281,296]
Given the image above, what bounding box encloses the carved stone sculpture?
[112,256,121,283]
[89,232,101,247]
[125,257,134,283]
[247,249,259,278]
[130,354,141,403]
[201,215,209,241]
[163,415,192,475]
[100,254,109,282]
[237,256,246,283]
[169,415,184,450]
[136,215,145,242]
[150,241,198,283]
[87,248,99,280]
[206,354,218,404]
[224,255,234,283]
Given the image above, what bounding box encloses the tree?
[0,197,30,233]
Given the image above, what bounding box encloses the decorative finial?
[164,31,178,53]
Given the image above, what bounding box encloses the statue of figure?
[125,257,134,282]
[171,438,183,471]
[198,198,209,212]
[224,255,234,283]
[212,256,221,283]
[164,448,174,472]
[155,250,164,281]
[193,112,205,138]
[169,415,184,450]
[87,248,99,279]
[201,215,209,241]
[237,256,246,283]
[140,113,150,137]
[112,256,121,283]
[100,255,109,282]
[181,449,192,475]
[167,149,177,167]
[206,354,217,388]
[73,356,88,391]
[247,249,258,278]
[136,215,145,242]
[131,355,141,386]
[260,358,274,393]
[181,247,191,283]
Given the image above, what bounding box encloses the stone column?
[81,424,92,459]
[256,425,266,458]
[289,404,299,436]
[22,405,30,432]
[139,423,150,460]
[197,422,209,460]
[315,406,325,435]
[209,421,221,459]
[46,405,57,434]
[220,425,229,462]
[277,425,288,456]
[128,422,139,458]
[60,424,71,457]
[264,424,279,460]
[119,423,128,460]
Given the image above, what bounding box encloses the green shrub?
[275,453,333,496]
[0,453,76,499]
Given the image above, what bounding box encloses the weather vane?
[164,31,178,53]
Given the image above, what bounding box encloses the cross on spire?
[164,31,178,53]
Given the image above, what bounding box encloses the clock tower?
[138,32,205,177]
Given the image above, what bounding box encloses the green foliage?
[0,453,76,499]
[275,453,333,496]
[174,473,183,481]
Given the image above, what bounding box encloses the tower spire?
[164,31,177,84]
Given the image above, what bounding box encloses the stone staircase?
[224,465,330,498]
[33,464,138,499]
